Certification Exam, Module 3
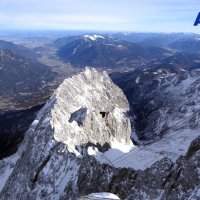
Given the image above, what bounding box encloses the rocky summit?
[1,68,200,200]
[0,68,131,199]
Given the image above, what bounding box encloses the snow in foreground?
[91,128,200,170]
[87,192,120,199]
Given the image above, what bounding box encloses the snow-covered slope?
[80,192,120,200]
[97,128,200,170]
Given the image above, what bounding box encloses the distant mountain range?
[0,40,37,59]
[147,53,200,73]
[52,35,80,49]
[55,34,171,68]
[169,38,200,53]
[111,32,196,47]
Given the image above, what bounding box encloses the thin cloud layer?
[0,0,200,32]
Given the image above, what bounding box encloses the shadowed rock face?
[110,67,200,144]
[0,48,56,159]
[0,105,43,159]
[68,107,87,126]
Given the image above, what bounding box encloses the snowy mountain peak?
[83,34,105,41]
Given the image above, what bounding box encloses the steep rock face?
[0,68,131,199]
[111,68,200,143]
[51,68,131,153]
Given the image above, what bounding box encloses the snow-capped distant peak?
[83,34,105,41]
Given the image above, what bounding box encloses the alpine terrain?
[0,67,200,200]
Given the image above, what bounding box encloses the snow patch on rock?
[87,192,120,199]
[84,35,105,41]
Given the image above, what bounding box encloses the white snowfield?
[86,192,120,199]
[95,128,199,170]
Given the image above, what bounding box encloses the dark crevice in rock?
[76,142,111,155]
[168,168,182,193]
[100,111,109,119]
[186,136,200,159]
[31,142,62,189]
[161,163,174,188]
[31,154,51,189]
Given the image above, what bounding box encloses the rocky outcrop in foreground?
[0,68,200,200]
[0,68,131,199]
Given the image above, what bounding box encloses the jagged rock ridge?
[51,67,131,153]
[0,68,132,199]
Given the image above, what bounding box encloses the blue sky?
[0,0,200,32]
